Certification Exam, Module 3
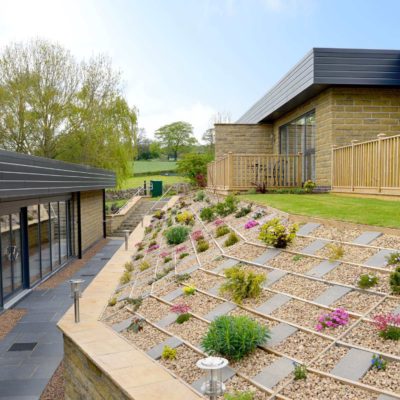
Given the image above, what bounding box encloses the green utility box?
[150,180,163,197]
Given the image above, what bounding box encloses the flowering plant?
[373,313,400,340]
[245,219,259,230]
[315,308,349,331]
[171,303,191,314]
[252,209,265,220]
[191,230,204,242]
[175,245,187,253]
[147,244,159,253]
[370,354,387,371]
[160,251,170,258]
[214,219,224,226]
[386,251,400,266]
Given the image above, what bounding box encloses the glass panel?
[59,201,68,263]
[10,213,22,292]
[41,204,52,276]
[27,205,41,285]
[1,215,12,298]
[50,202,60,269]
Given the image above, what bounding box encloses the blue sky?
[0,0,399,141]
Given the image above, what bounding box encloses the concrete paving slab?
[313,285,352,306]
[255,293,291,315]
[208,284,222,296]
[111,317,134,333]
[253,248,282,264]
[378,395,398,400]
[297,223,320,236]
[154,313,177,328]
[393,304,400,315]
[252,356,293,388]
[330,348,373,381]
[146,336,183,360]
[203,302,237,322]
[364,249,393,268]
[352,231,382,245]
[192,366,235,392]
[301,239,328,255]
[180,264,200,275]
[162,288,184,302]
[263,270,287,287]
[268,323,298,347]
[213,258,238,274]
[306,260,340,278]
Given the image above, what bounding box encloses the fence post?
[350,140,358,192]
[377,133,386,193]
[297,152,303,187]
[331,145,338,190]
[228,152,234,191]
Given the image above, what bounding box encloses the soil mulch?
[40,361,64,400]
[0,308,27,340]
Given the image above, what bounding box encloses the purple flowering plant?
[245,219,259,230]
[316,308,349,331]
[214,219,224,226]
[147,244,160,253]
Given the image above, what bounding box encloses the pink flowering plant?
[214,219,224,226]
[191,230,204,242]
[147,244,159,253]
[170,303,191,314]
[373,313,400,340]
[245,219,259,230]
[175,245,187,253]
[316,308,349,331]
[160,251,170,258]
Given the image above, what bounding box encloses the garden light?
[196,356,228,400]
[69,279,84,323]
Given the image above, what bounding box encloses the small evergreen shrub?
[164,256,172,264]
[179,252,189,259]
[293,363,307,380]
[139,261,151,271]
[386,252,400,266]
[164,226,190,245]
[303,180,316,193]
[201,315,269,360]
[134,253,143,261]
[183,286,196,295]
[220,266,266,304]
[357,273,379,289]
[126,296,143,311]
[389,266,400,294]
[108,297,117,307]
[327,243,345,262]
[216,225,230,237]
[370,354,387,371]
[176,211,194,225]
[235,205,252,218]
[292,254,304,262]
[258,218,298,248]
[200,207,215,222]
[161,345,177,360]
[176,313,191,324]
[175,273,191,283]
[215,195,239,217]
[224,232,239,247]
[119,271,132,284]
[194,190,206,201]
[124,261,134,272]
[224,392,254,400]
[197,239,210,253]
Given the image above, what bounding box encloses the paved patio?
[0,239,123,400]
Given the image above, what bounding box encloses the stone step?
[253,248,281,264]
[330,348,373,381]
[180,264,200,275]
[378,395,398,400]
[208,283,223,296]
[203,302,237,322]
[263,270,287,288]
[252,356,293,388]
[364,249,393,268]
[147,336,183,360]
[155,313,177,328]
[306,260,340,278]
[301,239,328,255]
[268,323,298,347]
[111,317,134,333]
[313,285,352,306]
[255,293,291,315]
[162,288,183,302]
[213,258,238,274]
[297,222,320,236]
[352,231,382,245]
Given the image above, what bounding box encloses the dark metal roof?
[0,149,116,200]
[237,48,400,124]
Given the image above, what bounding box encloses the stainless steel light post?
[196,356,228,400]
[123,229,130,250]
[69,279,84,323]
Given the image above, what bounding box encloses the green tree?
[155,121,196,160]
[177,153,213,186]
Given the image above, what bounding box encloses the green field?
[241,193,400,229]
[132,160,177,174]
[120,174,187,190]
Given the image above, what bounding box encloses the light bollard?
[123,229,130,250]
[196,356,228,400]
[69,279,84,323]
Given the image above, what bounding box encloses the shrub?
[220,266,266,304]
[315,308,349,331]
[153,210,165,219]
[371,354,387,371]
[176,211,194,225]
[357,274,379,289]
[183,286,196,295]
[389,266,400,294]
[252,209,265,220]
[292,254,304,262]
[127,317,144,333]
[201,315,269,360]
[167,217,173,227]
[327,243,345,262]
[258,218,298,248]
[175,273,191,283]
[200,207,215,222]
[191,230,204,241]
[177,153,213,185]
[244,220,259,230]
[386,252,400,266]
[197,240,210,253]
[179,252,189,259]
[124,261,134,272]
[216,225,230,237]
[373,314,400,340]
[134,253,143,260]
[164,226,190,245]
[194,190,206,201]
[171,303,191,314]
[175,245,187,253]
[176,313,191,324]
[293,362,307,380]
[126,296,143,311]
[164,256,172,264]
[151,231,158,240]
[155,266,174,281]
[224,232,239,247]
[139,261,151,271]
[303,180,316,193]
[224,392,254,400]
[108,297,117,307]
[215,195,239,217]
[119,271,132,284]
[148,240,157,247]
[235,205,252,218]
[144,226,153,235]
[147,244,159,253]
[136,242,144,251]
[161,345,177,360]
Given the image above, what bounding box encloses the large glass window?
[59,201,68,264]
[279,111,316,182]
[40,204,52,277]
[27,205,41,285]
[50,202,60,270]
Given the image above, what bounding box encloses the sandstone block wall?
[80,190,104,251]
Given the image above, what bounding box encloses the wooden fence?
[332,133,400,195]
[207,153,302,192]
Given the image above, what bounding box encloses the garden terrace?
[61,191,400,400]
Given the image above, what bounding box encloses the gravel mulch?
[311,225,363,242]
[270,274,329,301]
[100,302,126,321]
[361,359,400,395]
[370,234,400,250]
[281,373,378,400]
[274,330,333,363]
[220,375,270,400]
[0,308,27,340]
[331,290,382,314]
[225,243,266,261]
[229,348,277,377]
[168,316,209,345]
[153,280,180,297]
[103,307,132,325]
[287,236,316,252]
[40,361,64,400]
[121,322,168,351]
[201,255,226,271]
[158,344,203,384]
[268,252,321,274]
[228,307,280,331]
[172,292,224,317]
[310,345,349,372]
[367,297,400,317]
[316,243,376,264]
[136,297,170,321]
[187,270,224,291]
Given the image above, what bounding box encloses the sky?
[1,0,400,142]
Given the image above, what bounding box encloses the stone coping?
[58,195,202,400]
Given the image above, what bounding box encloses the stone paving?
[0,239,122,400]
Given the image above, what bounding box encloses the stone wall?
[80,190,104,251]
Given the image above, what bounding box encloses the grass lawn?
[241,193,400,229]
[132,160,177,174]
[120,174,188,190]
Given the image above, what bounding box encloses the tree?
[155,121,196,160]
[177,153,213,186]
[202,111,231,155]
[202,128,215,153]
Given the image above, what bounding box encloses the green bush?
[386,252,400,266]
[224,232,239,247]
[119,271,132,284]
[357,274,379,289]
[200,207,215,222]
[220,266,266,304]
[195,190,206,201]
[235,205,252,218]
[258,218,298,248]
[176,313,191,324]
[224,392,254,400]
[201,315,269,360]
[216,225,230,237]
[303,180,316,193]
[126,296,142,311]
[124,261,134,272]
[134,253,143,260]
[380,326,400,341]
[164,225,190,245]
[293,363,307,380]
[215,195,239,217]
[177,153,213,185]
[179,252,189,259]
[108,297,117,307]
[164,256,172,264]
[196,239,210,253]
[389,266,400,294]
[161,345,177,360]
[139,261,151,271]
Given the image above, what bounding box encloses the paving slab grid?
[0,239,123,400]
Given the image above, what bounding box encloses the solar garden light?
[69,279,84,323]
[123,229,130,250]
[196,356,228,400]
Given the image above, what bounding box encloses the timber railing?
[332,133,400,195]
[207,152,303,191]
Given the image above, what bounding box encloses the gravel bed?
[367,297,400,316]
[175,254,198,274]
[188,270,224,291]
[324,264,392,294]
[151,275,177,295]
[270,274,329,301]
[370,234,400,250]
[228,307,280,330]
[101,303,126,321]
[103,307,132,325]
[0,309,27,340]
[172,292,224,317]
[219,375,270,400]
[136,297,170,321]
[280,373,378,400]
[122,322,168,351]
[157,344,203,384]
[310,345,349,372]
[225,243,265,260]
[287,236,316,252]
[311,225,363,242]
[168,316,209,345]
[343,320,400,357]
[268,252,321,274]
[274,330,333,363]
[331,290,382,314]
[361,359,400,395]
[40,361,64,400]
[198,245,221,265]
[230,348,278,377]
[316,243,376,264]
[201,255,226,271]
